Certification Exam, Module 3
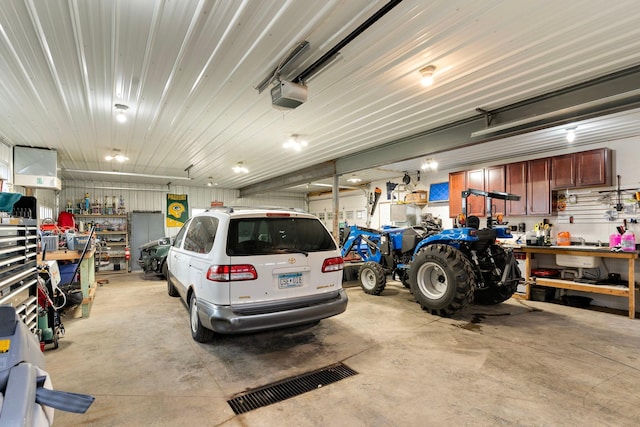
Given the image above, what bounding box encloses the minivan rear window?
[227,217,336,256]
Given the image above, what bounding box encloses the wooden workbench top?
[38,249,95,262]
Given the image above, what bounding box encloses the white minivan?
[167,207,347,342]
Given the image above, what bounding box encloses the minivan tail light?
[322,256,344,273]
[206,265,258,282]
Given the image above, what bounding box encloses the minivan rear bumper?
[197,289,348,334]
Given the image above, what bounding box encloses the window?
[173,219,190,249]
[356,210,366,220]
[184,216,219,253]
[345,210,354,220]
[40,205,53,222]
[227,217,336,255]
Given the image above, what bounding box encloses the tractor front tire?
[358,262,387,295]
[409,244,475,317]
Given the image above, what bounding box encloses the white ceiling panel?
[1,0,640,192]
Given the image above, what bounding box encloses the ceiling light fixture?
[232,162,249,174]
[206,176,215,187]
[421,158,438,171]
[283,134,308,151]
[566,127,577,143]
[105,148,129,162]
[63,169,193,180]
[347,175,362,183]
[114,103,129,123]
[419,65,436,87]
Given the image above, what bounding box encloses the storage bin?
[41,235,59,252]
[530,286,556,302]
[58,263,78,285]
[75,235,92,250]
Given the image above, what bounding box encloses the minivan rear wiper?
[279,247,309,257]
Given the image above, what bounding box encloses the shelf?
[533,278,629,297]
[521,246,638,318]
[75,214,127,218]
[77,214,129,273]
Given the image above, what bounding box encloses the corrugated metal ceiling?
[1,0,640,193]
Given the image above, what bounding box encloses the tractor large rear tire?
[358,262,386,295]
[473,245,520,305]
[409,244,475,317]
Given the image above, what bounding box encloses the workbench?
[38,249,96,318]
[520,246,638,319]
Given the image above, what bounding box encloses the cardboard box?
[404,191,428,204]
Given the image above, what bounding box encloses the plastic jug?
[557,231,571,246]
[621,230,636,252]
[609,233,621,248]
[66,230,76,250]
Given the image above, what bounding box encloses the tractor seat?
[467,215,480,229]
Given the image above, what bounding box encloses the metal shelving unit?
[75,214,129,273]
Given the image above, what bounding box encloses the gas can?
[621,230,636,252]
[609,233,621,248]
[557,231,571,246]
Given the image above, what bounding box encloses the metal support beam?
[332,175,340,239]
[239,161,335,197]
[336,117,483,176]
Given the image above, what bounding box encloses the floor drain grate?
[227,362,358,414]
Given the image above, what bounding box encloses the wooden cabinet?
[466,169,485,217]
[506,162,527,215]
[527,158,551,215]
[448,169,486,218]
[485,165,506,215]
[551,148,611,189]
[449,166,506,218]
[576,148,611,187]
[506,159,551,215]
[451,148,610,218]
[551,154,576,188]
[448,171,465,218]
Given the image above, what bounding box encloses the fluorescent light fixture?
[283,134,308,151]
[66,185,170,193]
[64,169,193,180]
[347,175,362,183]
[232,162,249,174]
[566,127,576,143]
[419,65,436,87]
[470,88,640,138]
[114,103,129,123]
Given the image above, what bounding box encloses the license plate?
[279,272,303,289]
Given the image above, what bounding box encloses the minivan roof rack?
[205,206,306,213]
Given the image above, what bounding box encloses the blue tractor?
[341,189,522,316]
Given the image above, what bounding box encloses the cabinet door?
[448,171,465,218]
[466,169,485,216]
[485,165,506,215]
[576,148,611,187]
[527,158,551,215]
[551,154,576,189]
[506,162,527,216]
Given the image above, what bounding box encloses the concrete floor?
[45,272,640,426]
